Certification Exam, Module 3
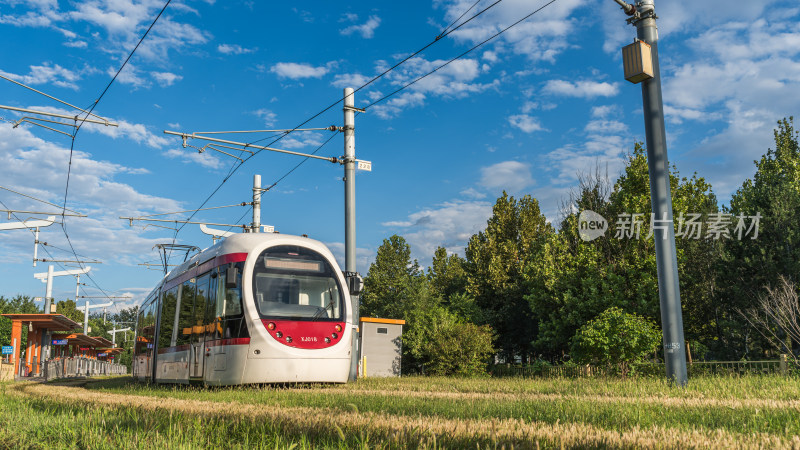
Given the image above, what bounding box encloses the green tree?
[721,118,800,358]
[465,192,553,361]
[526,145,721,359]
[0,295,41,347]
[428,246,468,301]
[55,299,84,324]
[406,305,494,376]
[571,306,662,377]
[428,247,481,322]
[361,235,427,320]
[361,235,437,372]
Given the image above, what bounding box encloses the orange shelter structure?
[1,314,80,377]
[96,347,123,362]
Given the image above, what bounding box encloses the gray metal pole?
[344,87,360,381]
[344,88,356,273]
[84,299,90,334]
[44,264,54,314]
[632,0,687,385]
[253,174,262,232]
[42,265,53,365]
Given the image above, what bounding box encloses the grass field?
[2,375,800,449]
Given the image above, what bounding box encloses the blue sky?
[0,0,798,315]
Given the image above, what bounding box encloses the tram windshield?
[252,245,344,320]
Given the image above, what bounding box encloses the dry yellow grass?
[9,381,800,449]
[291,386,800,411]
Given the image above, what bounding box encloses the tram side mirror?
[226,267,239,289]
[345,272,363,296]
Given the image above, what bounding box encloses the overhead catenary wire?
[57,0,172,314]
[0,198,96,300]
[62,0,172,213]
[134,202,251,219]
[220,131,339,236]
[0,197,120,317]
[439,0,485,38]
[244,0,502,151]
[0,73,111,123]
[0,185,83,215]
[365,0,559,110]
[163,1,505,247]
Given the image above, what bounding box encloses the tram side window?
[145,297,156,357]
[213,263,248,339]
[159,287,179,349]
[194,274,209,340]
[177,278,196,347]
[134,301,147,359]
[204,272,218,340]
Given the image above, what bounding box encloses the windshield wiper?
[311,279,336,320]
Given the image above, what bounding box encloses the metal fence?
[491,357,792,379]
[42,357,127,381]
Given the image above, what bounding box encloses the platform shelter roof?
[98,347,123,354]
[0,314,79,331]
[91,336,113,347]
[62,333,102,347]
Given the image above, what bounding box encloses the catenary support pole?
[44,265,54,314]
[84,299,90,334]
[344,87,359,381]
[624,0,688,385]
[252,174,262,232]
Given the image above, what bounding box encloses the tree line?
[360,118,800,375]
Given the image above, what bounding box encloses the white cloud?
[508,114,544,133]
[331,73,372,89]
[151,71,182,87]
[110,64,147,88]
[367,57,499,118]
[217,43,256,55]
[480,161,534,193]
[163,147,222,169]
[437,0,583,62]
[585,120,627,134]
[270,62,333,80]
[63,40,88,48]
[0,124,180,217]
[652,14,800,202]
[15,105,170,149]
[66,2,209,62]
[460,187,487,199]
[280,131,325,150]
[253,109,277,127]
[0,0,207,62]
[340,15,381,39]
[381,200,494,263]
[543,79,620,98]
[0,63,82,90]
[591,105,621,119]
[84,118,170,149]
[545,134,628,186]
[482,50,499,63]
[324,242,374,275]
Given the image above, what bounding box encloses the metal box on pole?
[622,40,654,84]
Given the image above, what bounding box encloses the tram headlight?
[325,337,331,344]
[334,324,342,333]
[331,332,338,340]
[286,336,292,343]
[275,331,283,338]
[267,322,276,330]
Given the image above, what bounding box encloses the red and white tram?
[133,233,355,385]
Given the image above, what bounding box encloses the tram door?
[190,274,210,379]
